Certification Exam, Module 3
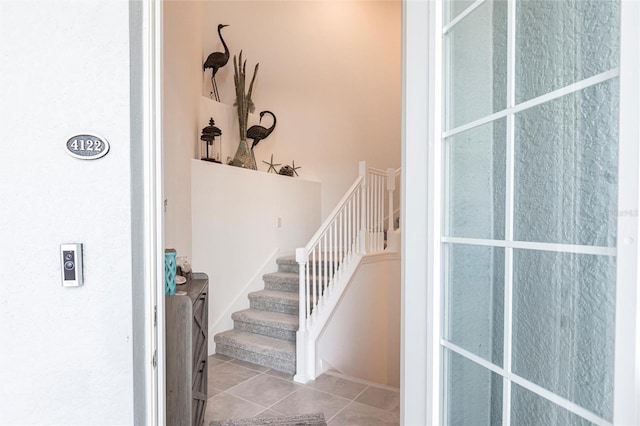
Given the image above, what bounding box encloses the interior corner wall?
[163,0,204,258]
[202,1,402,218]
[0,1,136,423]
[191,160,322,354]
[317,256,401,386]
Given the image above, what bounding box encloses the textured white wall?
[317,255,401,386]
[190,160,321,353]
[163,0,204,259]
[0,1,137,424]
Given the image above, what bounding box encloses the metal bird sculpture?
[247,110,277,165]
[203,24,230,102]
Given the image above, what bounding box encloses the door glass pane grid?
[444,0,482,26]
[512,249,616,421]
[442,340,614,426]
[442,243,505,365]
[443,119,506,240]
[443,0,507,131]
[514,79,619,248]
[441,0,619,423]
[515,0,620,104]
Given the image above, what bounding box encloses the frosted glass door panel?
[511,384,596,426]
[445,0,507,129]
[444,244,504,364]
[446,119,506,240]
[444,349,503,426]
[515,0,620,103]
[512,249,616,420]
[514,79,619,247]
[442,0,621,423]
[445,0,476,24]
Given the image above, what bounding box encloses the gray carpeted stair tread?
[263,271,299,281]
[249,289,299,315]
[276,255,297,265]
[262,272,299,292]
[248,289,299,304]
[277,255,341,274]
[214,329,295,359]
[277,255,342,264]
[217,254,340,372]
[216,343,295,373]
[232,309,298,330]
[263,271,326,281]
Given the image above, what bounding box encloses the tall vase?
[230,138,256,170]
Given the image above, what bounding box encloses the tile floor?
[204,354,400,426]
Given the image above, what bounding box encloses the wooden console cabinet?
[166,273,209,426]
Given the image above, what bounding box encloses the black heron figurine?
[247,110,277,165]
[203,24,230,102]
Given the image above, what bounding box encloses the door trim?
[613,1,640,423]
[401,0,439,424]
[138,0,164,423]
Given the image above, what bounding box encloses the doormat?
[211,412,326,426]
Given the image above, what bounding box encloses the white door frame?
[402,0,640,424]
[139,0,165,424]
[613,0,640,423]
[401,0,440,424]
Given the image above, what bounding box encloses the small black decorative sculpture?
[203,24,230,102]
[279,160,301,177]
[200,118,222,163]
[248,110,277,165]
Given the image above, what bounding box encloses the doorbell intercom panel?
[60,243,83,287]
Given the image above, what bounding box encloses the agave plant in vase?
[230,51,259,170]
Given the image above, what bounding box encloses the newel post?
[359,161,368,253]
[386,168,399,252]
[294,247,312,383]
[387,168,396,232]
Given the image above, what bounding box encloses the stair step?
[263,271,299,293]
[276,255,341,274]
[276,256,299,273]
[249,290,299,315]
[214,329,296,374]
[232,309,298,341]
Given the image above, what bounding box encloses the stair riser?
[264,276,331,292]
[234,320,296,341]
[277,262,340,274]
[250,299,298,315]
[277,263,298,273]
[215,344,295,374]
[264,280,298,293]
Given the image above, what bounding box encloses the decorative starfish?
[262,154,281,173]
[291,160,301,177]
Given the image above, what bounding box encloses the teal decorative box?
[165,249,177,295]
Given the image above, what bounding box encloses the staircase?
[213,256,300,374]
[214,162,401,379]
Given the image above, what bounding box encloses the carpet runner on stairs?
[214,256,301,374]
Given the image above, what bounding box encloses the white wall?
[201,0,402,219]
[317,254,401,387]
[164,1,401,263]
[0,1,140,423]
[191,160,321,353]
[163,0,204,259]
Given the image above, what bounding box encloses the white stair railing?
[294,161,400,383]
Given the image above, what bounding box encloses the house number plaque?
[65,134,110,160]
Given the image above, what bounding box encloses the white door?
[402,0,640,424]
